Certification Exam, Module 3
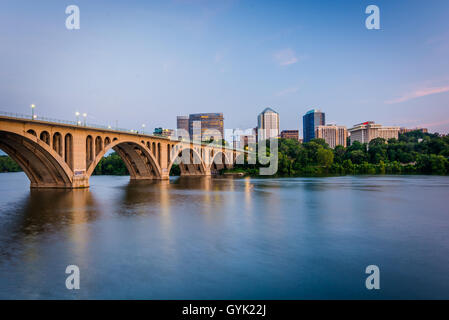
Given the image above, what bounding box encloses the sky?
[1,0,449,135]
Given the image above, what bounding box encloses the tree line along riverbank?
[0,131,448,176]
[230,130,449,176]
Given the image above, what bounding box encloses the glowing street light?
[30,104,36,120]
[142,124,146,134]
[75,111,80,124]
[82,113,87,126]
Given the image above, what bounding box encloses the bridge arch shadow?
[0,130,73,188]
[86,139,162,180]
[209,151,232,174]
[168,146,207,176]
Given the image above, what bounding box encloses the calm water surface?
[0,172,448,299]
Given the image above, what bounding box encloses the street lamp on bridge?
[75,111,80,125]
[142,124,146,134]
[30,104,36,120]
[82,113,87,126]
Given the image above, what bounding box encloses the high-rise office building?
[303,109,325,142]
[315,124,348,148]
[257,107,279,141]
[349,121,400,145]
[176,116,189,132]
[189,113,224,141]
[280,130,299,141]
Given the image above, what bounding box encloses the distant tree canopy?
[231,130,449,176]
[93,152,181,176]
[93,152,128,175]
[0,155,22,173]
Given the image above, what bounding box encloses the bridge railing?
[0,110,246,152]
[0,110,156,136]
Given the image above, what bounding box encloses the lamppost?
[142,124,146,134]
[83,113,87,126]
[31,104,36,120]
[75,111,80,125]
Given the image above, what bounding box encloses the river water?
[0,172,448,299]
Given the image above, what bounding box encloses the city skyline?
[1,0,449,304]
[1,0,449,134]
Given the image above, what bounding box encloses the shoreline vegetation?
[1,131,448,177]
[229,130,449,176]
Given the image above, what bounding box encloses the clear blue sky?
[1,0,448,135]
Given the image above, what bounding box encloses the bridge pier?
[72,174,90,188]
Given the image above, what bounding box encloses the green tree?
[342,159,355,173]
[317,148,334,168]
[333,145,345,164]
[349,150,367,164]
[0,155,22,172]
[93,152,128,175]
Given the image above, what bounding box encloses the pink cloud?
[274,49,298,66]
[419,118,449,128]
[385,86,449,104]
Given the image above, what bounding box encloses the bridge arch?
[86,139,162,180]
[53,132,63,156]
[95,136,103,156]
[64,133,73,170]
[0,130,73,188]
[168,146,207,176]
[86,135,94,167]
[40,131,50,145]
[209,151,232,173]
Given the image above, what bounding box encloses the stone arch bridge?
[0,115,245,188]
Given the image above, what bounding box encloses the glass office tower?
[302,109,325,142]
[189,113,224,141]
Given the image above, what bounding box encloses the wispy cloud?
[385,86,449,104]
[274,49,298,66]
[276,86,299,96]
[214,51,228,72]
[426,32,449,45]
[419,118,449,128]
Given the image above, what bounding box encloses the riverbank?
[1,131,448,177]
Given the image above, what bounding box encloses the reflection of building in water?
[244,177,254,211]
[69,189,97,260]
